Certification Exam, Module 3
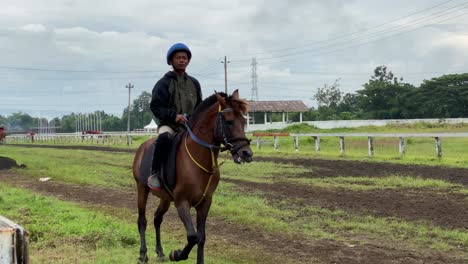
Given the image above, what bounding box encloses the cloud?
[1,0,468,118]
[18,23,47,33]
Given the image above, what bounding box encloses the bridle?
[184,104,251,154]
[214,105,251,155]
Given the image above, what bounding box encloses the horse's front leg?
[154,199,170,261]
[196,198,212,264]
[170,201,198,262]
[137,185,150,263]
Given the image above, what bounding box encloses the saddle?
[139,132,184,192]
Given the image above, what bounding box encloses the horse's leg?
[196,198,212,264]
[170,201,198,262]
[154,198,170,261]
[137,184,150,263]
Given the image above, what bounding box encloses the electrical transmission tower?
[251,57,258,101]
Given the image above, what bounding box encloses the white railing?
[253,132,468,158]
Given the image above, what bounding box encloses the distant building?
[247,100,309,125]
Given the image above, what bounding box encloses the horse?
[0,130,6,143]
[132,90,253,264]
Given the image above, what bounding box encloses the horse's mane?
[190,92,249,125]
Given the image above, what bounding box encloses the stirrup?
[148,174,161,191]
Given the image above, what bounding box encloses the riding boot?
[148,132,170,191]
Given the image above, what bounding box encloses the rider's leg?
[148,126,175,190]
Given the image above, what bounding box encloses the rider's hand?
[175,114,188,124]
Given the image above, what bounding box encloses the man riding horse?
[149,43,203,190]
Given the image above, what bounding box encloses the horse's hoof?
[137,255,149,263]
[169,250,180,261]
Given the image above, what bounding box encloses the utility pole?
[251,57,258,101]
[220,56,230,93]
[126,83,134,133]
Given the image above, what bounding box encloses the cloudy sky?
[1,0,468,118]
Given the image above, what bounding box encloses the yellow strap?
[185,133,219,208]
[184,134,211,173]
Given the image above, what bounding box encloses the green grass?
[0,183,147,264]
[220,159,309,183]
[267,122,468,133]
[289,175,465,192]
[0,183,284,264]
[0,146,134,188]
[2,144,468,262]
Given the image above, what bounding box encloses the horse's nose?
[242,149,253,162]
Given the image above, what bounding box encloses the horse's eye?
[225,120,234,127]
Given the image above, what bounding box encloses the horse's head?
[214,90,253,163]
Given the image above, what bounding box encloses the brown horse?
[133,90,253,264]
[0,129,6,143]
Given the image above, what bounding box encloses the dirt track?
[1,145,467,263]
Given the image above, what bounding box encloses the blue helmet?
[166,43,191,65]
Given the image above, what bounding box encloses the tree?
[413,73,468,118]
[314,79,359,120]
[5,112,36,131]
[122,91,153,130]
[0,115,6,126]
[356,65,415,119]
[314,79,342,109]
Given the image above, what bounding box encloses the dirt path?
[1,171,465,264]
[225,178,468,230]
[256,156,468,186]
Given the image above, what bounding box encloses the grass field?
[1,123,468,263]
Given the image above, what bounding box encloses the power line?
[229,0,460,60]
[251,11,468,66]
[253,2,468,63]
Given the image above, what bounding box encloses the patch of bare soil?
[256,156,468,186]
[225,178,468,230]
[1,172,465,264]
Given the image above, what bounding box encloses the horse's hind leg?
[154,198,170,261]
[170,201,198,262]
[137,185,150,263]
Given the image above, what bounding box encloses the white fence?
[247,118,468,131]
[253,132,468,158]
[4,131,158,146]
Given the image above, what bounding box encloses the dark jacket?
[150,71,202,131]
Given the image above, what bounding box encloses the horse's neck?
[190,113,217,145]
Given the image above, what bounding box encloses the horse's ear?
[215,91,225,104]
[232,89,239,99]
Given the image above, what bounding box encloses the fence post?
[339,136,345,156]
[399,137,406,156]
[274,136,279,151]
[294,136,299,152]
[314,136,320,152]
[435,137,442,158]
[368,137,374,157]
[256,137,261,150]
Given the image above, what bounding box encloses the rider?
[148,43,203,190]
